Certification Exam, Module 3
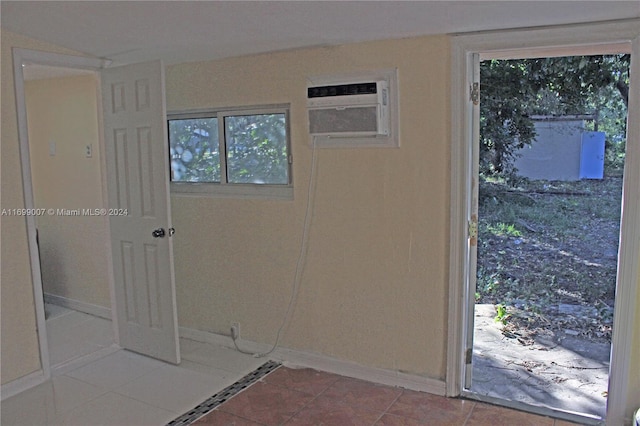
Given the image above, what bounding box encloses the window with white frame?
[168,105,292,198]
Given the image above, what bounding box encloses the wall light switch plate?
[49,140,56,156]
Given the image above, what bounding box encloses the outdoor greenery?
[224,114,289,184]
[480,54,629,178]
[477,177,622,342]
[169,113,289,185]
[476,55,627,343]
[169,117,220,182]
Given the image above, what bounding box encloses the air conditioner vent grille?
[308,82,377,99]
[309,106,378,135]
[306,69,398,148]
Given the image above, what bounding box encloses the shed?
[513,115,604,181]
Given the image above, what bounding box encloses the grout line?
[282,389,315,424]
[46,376,112,419]
[373,389,404,425]
[380,389,404,417]
[263,368,340,424]
[372,411,385,425]
[462,400,477,425]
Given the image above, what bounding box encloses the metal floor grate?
[166,360,281,426]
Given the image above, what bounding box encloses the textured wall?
[166,35,451,379]
[25,75,111,308]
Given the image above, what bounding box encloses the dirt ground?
[472,176,623,418]
[477,176,622,343]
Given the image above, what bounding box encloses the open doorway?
[447,21,640,426]
[469,54,628,420]
[22,64,116,370]
[14,49,182,374]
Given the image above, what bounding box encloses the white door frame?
[447,20,640,426]
[11,48,116,384]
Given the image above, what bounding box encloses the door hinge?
[468,220,478,239]
[465,347,473,364]
[470,82,479,105]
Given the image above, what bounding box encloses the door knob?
[152,228,166,238]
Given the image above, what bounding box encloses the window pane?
[168,118,220,182]
[224,114,289,184]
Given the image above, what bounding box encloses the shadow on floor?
[470,304,609,419]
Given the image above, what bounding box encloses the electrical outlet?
[85,144,93,158]
[230,322,240,340]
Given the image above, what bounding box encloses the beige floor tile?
[0,375,107,425]
[114,363,231,414]
[66,350,166,390]
[56,392,176,425]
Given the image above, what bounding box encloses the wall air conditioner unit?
[308,80,388,137]
[307,69,398,148]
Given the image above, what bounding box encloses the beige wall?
[166,35,451,378]
[0,29,87,384]
[25,75,111,308]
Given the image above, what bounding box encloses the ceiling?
[2,1,639,66]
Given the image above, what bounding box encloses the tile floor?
[45,303,115,368]
[1,305,265,425]
[194,366,583,426]
[2,305,584,426]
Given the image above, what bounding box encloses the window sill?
[170,182,293,200]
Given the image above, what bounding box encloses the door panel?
[102,61,180,364]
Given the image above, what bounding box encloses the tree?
[480,60,537,176]
[480,54,629,178]
[168,113,288,184]
[169,118,220,182]
[225,114,288,184]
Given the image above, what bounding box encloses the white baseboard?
[44,293,111,320]
[179,326,446,396]
[1,369,47,401]
[275,347,447,395]
[180,326,234,347]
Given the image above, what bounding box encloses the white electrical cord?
[232,144,319,357]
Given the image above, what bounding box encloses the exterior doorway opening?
[470,53,629,420]
[447,21,640,426]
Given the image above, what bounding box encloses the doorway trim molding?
[11,48,114,387]
[446,19,640,425]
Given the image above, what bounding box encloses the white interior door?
[464,53,481,389]
[101,61,180,364]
